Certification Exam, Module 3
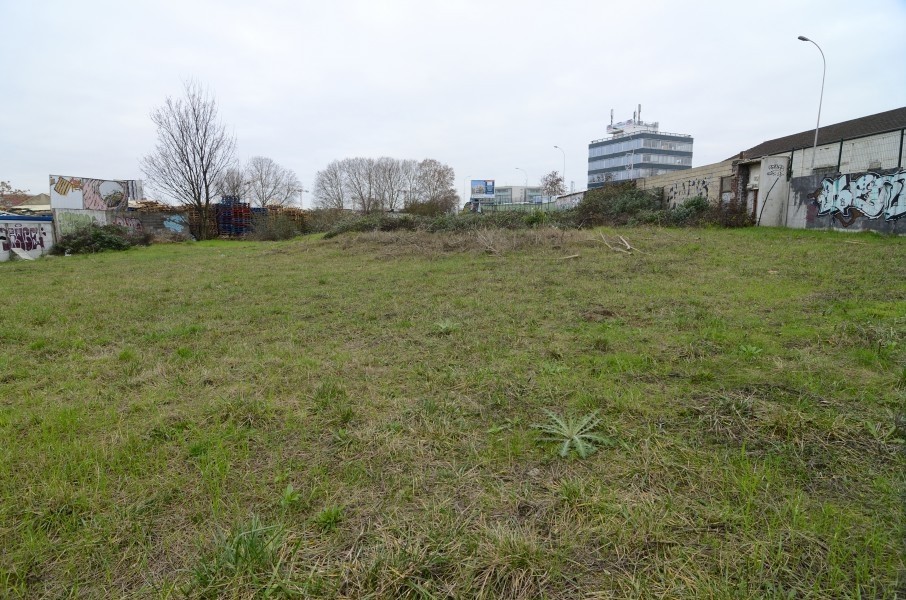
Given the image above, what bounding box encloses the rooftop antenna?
[610,109,613,127]
[638,104,642,123]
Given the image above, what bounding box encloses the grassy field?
[1,226,904,598]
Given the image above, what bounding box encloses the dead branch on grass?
[599,233,645,255]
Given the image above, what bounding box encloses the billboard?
[49,175,142,210]
[470,179,495,199]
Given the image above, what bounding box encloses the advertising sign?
[470,179,495,199]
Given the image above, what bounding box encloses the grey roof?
[735,106,906,160]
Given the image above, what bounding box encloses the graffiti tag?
[1,225,46,252]
[666,178,710,204]
[57,211,97,235]
[810,169,906,226]
[112,216,143,232]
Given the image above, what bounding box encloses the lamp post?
[798,35,826,172]
[515,167,528,203]
[553,145,566,192]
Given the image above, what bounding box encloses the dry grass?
[329,227,591,258]
[0,226,904,598]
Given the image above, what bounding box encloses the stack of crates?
[217,196,252,236]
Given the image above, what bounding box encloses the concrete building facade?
[588,109,694,189]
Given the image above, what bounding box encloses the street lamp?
[553,145,566,192]
[515,167,528,203]
[798,35,826,172]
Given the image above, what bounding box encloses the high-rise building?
[588,107,693,189]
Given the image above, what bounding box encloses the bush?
[323,213,418,239]
[705,198,755,228]
[51,223,147,255]
[427,211,530,233]
[404,201,450,217]
[249,213,300,241]
[665,196,710,226]
[319,189,752,240]
[303,209,351,234]
[576,183,664,226]
[523,210,549,228]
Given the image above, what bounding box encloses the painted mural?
[49,175,142,211]
[810,169,906,226]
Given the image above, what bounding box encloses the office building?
[588,107,693,188]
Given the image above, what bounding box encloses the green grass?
[0,226,904,598]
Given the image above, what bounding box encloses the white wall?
[755,155,791,227]
[791,131,902,177]
[0,218,55,261]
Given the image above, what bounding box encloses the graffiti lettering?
[666,178,711,205]
[112,216,143,232]
[810,169,906,226]
[766,162,785,177]
[1,225,46,252]
[56,211,97,235]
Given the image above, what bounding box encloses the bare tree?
[313,160,347,209]
[217,166,247,199]
[417,159,455,205]
[245,156,301,208]
[344,157,379,213]
[540,170,566,199]
[374,156,407,212]
[142,81,236,239]
[400,159,419,208]
[313,156,458,214]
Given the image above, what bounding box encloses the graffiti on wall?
[112,216,143,232]
[50,175,142,210]
[1,224,49,252]
[666,178,711,205]
[163,214,188,233]
[56,210,102,236]
[810,169,906,226]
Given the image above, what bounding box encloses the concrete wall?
[53,208,190,239]
[754,155,791,227]
[787,169,906,234]
[637,160,735,207]
[116,211,190,238]
[55,208,108,237]
[0,216,55,261]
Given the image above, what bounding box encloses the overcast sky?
[2,0,905,207]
